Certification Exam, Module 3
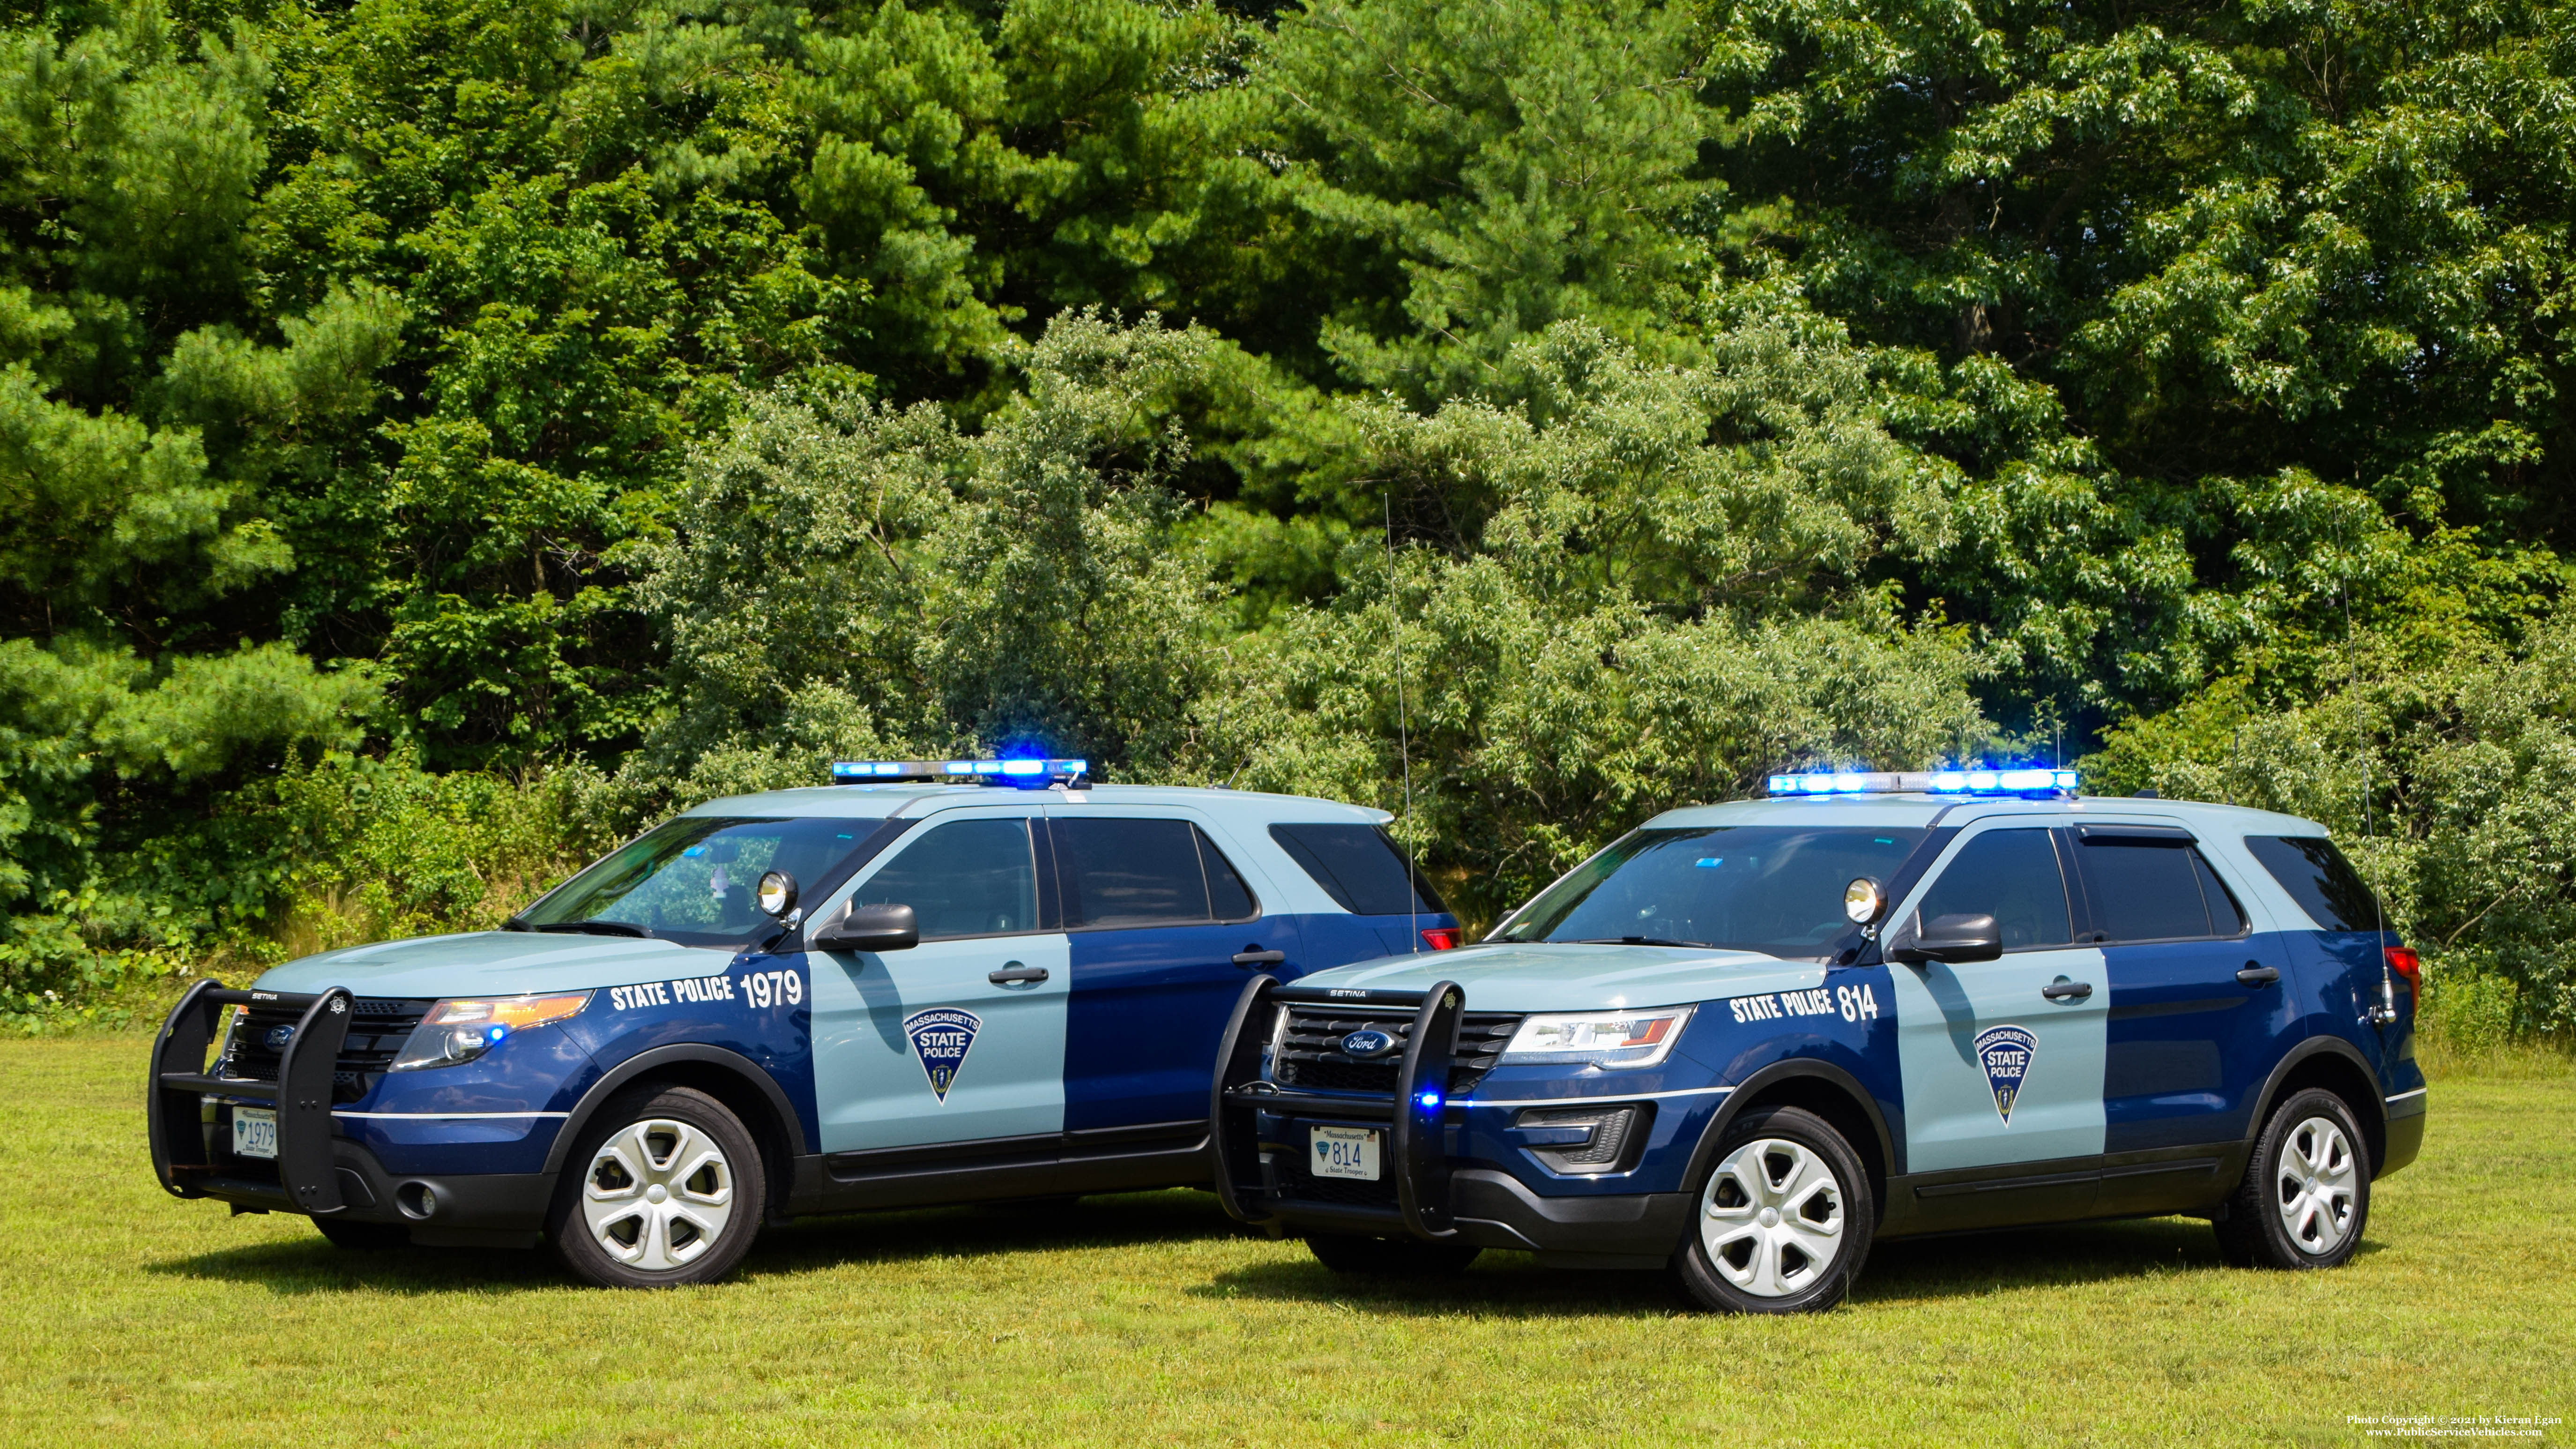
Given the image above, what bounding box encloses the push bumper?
[148,979,555,1246]
[1211,976,1463,1240]
[1209,976,1688,1264]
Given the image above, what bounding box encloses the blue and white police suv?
[1210,769,2427,1312]
[147,761,1461,1286]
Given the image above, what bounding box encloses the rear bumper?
[2379,1093,2426,1178]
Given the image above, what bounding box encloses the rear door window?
[2244,836,2379,931]
[2074,837,2241,942]
[1268,823,1447,916]
[1052,817,1259,927]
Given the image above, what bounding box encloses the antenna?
[1386,494,1418,948]
[2342,584,2394,1022]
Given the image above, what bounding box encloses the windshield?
[1495,826,1928,958]
[519,816,888,948]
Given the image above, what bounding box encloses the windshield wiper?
[1565,936,1713,949]
[532,920,651,939]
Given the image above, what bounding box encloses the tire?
[1305,1234,1482,1276]
[548,1084,767,1288]
[1673,1105,1873,1314]
[2214,1087,2372,1270]
[313,1217,409,1250]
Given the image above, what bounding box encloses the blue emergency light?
[1765,768,2077,798]
[831,758,1091,788]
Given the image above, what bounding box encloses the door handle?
[988,964,1049,986]
[2237,964,2280,987]
[2041,978,2094,1002]
[1231,949,1286,967]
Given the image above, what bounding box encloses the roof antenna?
[2343,584,2395,1024]
[1386,493,1419,949]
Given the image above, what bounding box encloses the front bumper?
[148,980,557,1246]
[1209,977,1691,1265]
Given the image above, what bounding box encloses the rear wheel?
[312,1217,409,1251]
[1673,1105,1872,1314]
[549,1084,766,1288]
[2215,1087,2371,1270]
[1305,1234,1482,1276]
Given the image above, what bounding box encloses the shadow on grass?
[146,1188,1254,1296]
[1199,1215,2366,1318]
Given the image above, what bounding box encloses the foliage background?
[3,0,2572,1043]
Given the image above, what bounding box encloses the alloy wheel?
[1699,1136,1846,1297]
[2274,1114,2359,1256]
[581,1118,736,1272]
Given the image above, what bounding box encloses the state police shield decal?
[1973,1024,2038,1125]
[903,1008,981,1102]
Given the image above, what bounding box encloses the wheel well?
[605,1062,798,1220]
[1727,1076,1889,1218]
[2261,1050,2385,1172]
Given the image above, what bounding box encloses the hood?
[254,931,730,1000]
[1293,941,1829,1013]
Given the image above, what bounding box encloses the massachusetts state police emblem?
[902,1008,981,1102]
[1973,1024,2038,1125]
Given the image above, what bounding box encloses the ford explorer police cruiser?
[1210,769,2425,1312]
[148,761,1459,1287]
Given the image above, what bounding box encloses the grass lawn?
[1,1035,2569,1447]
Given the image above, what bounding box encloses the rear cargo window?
[1051,818,1259,927]
[2246,836,2380,931]
[1268,824,1447,916]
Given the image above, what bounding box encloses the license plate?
[232,1107,278,1160]
[1310,1125,1380,1181]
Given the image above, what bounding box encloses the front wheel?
[1673,1105,1873,1314]
[2214,1087,2371,1270]
[549,1084,767,1288]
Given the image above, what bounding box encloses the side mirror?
[810,903,919,954]
[1890,912,2002,965]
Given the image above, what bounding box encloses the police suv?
[148,761,1459,1286]
[1211,769,2427,1312]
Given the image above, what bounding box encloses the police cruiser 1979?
[1210,769,2426,1312]
[148,761,1459,1286]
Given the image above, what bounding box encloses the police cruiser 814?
[148,761,1459,1286]
[1210,769,2425,1312]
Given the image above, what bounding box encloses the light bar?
[831,758,1090,788]
[1765,769,2077,797]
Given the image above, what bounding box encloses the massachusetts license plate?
[1310,1124,1380,1181]
[232,1106,278,1160]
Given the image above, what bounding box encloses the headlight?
[391,992,591,1072]
[1499,1005,1693,1068]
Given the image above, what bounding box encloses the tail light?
[1420,926,1461,951]
[2384,946,2422,1008]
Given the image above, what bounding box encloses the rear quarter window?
[1268,824,1446,916]
[2245,836,2380,931]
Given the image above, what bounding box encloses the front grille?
[216,997,433,1104]
[1273,1006,1522,1096]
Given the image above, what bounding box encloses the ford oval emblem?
[1339,1029,1398,1059]
[263,1024,296,1052]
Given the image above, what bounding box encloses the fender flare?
[2243,1031,2385,1153]
[542,1044,810,1178]
[1677,1057,1899,1193]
